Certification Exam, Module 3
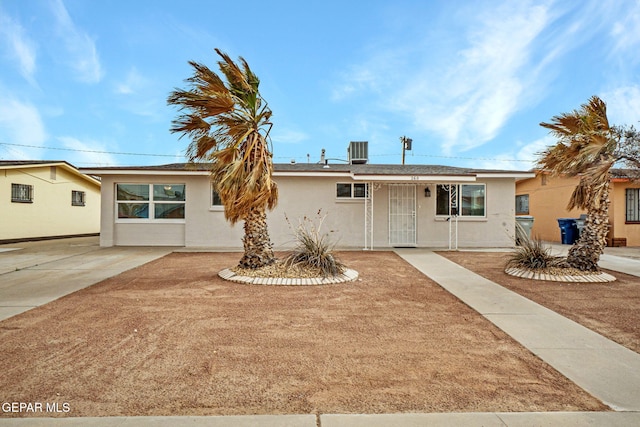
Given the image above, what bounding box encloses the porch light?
[424,186,431,197]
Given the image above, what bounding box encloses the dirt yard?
[0,251,607,417]
[439,251,640,354]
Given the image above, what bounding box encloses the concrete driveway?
[0,236,175,321]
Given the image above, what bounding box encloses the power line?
[1,141,536,163]
[368,153,536,162]
[0,142,180,158]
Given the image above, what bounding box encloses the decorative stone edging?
[505,267,616,283]
[218,268,359,285]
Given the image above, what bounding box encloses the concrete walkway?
[396,249,640,413]
[0,237,174,321]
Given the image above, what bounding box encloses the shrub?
[507,222,564,270]
[283,210,346,277]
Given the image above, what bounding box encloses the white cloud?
[50,0,103,84]
[115,67,146,95]
[601,85,640,126]
[332,1,556,155]
[476,135,555,171]
[57,136,117,166]
[0,10,37,85]
[406,2,552,154]
[610,2,640,55]
[271,128,309,145]
[114,67,168,118]
[0,98,47,159]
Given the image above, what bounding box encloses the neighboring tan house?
[82,148,533,249]
[0,161,101,243]
[515,169,640,246]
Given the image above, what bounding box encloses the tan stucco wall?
[516,174,586,242]
[610,181,640,246]
[0,165,100,241]
[515,174,640,246]
[99,174,517,249]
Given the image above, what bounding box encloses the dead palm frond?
[537,95,618,271]
[168,49,277,268]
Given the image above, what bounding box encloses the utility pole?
[400,136,412,165]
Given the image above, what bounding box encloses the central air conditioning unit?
[348,141,368,164]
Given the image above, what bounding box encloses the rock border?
[218,268,359,286]
[505,267,616,283]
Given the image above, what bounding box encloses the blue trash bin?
[557,218,578,244]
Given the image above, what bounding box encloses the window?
[116,184,185,220]
[11,183,33,203]
[436,184,486,217]
[336,183,368,199]
[211,188,223,207]
[72,190,86,206]
[626,189,640,223]
[515,194,529,215]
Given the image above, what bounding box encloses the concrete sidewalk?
[2,412,640,426]
[548,243,640,277]
[0,237,174,321]
[396,249,640,412]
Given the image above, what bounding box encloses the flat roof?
[81,162,534,181]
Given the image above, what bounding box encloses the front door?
[389,184,416,247]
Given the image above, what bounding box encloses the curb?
[504,267,616,283]
[218,268,359,285]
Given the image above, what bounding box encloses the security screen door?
[389,184,417,246]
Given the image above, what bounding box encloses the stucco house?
[82,153,533,249]
[1,161,101,243]
[515,169,640,246]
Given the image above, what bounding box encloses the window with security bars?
[72,190,86,206]
[436,184,486,217]
[11,183,33,203]
[515,194,529,215]
[626,189,640,223]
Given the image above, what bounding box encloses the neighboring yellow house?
[0,161,101,242]
[516,169,640,246]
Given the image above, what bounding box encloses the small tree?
[168,49,277,268]
[538,96,640,271]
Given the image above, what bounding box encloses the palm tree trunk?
[238,207,276,269]
[566,185,610,271]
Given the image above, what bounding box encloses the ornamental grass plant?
[283,210,346,277]
[507,222,565,270]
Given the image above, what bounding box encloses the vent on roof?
[348,141,368,164]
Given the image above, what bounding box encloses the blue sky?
[0,0,639,170]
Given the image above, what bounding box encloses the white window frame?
[435,183,486,218]
[115,183,186,223]
[72,190,86,207]
[11,183,33,203]
[210,183,224,211]
[336,182,368,200]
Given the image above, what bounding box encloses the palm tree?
[167,49,277,269]
[538,95,617,271]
